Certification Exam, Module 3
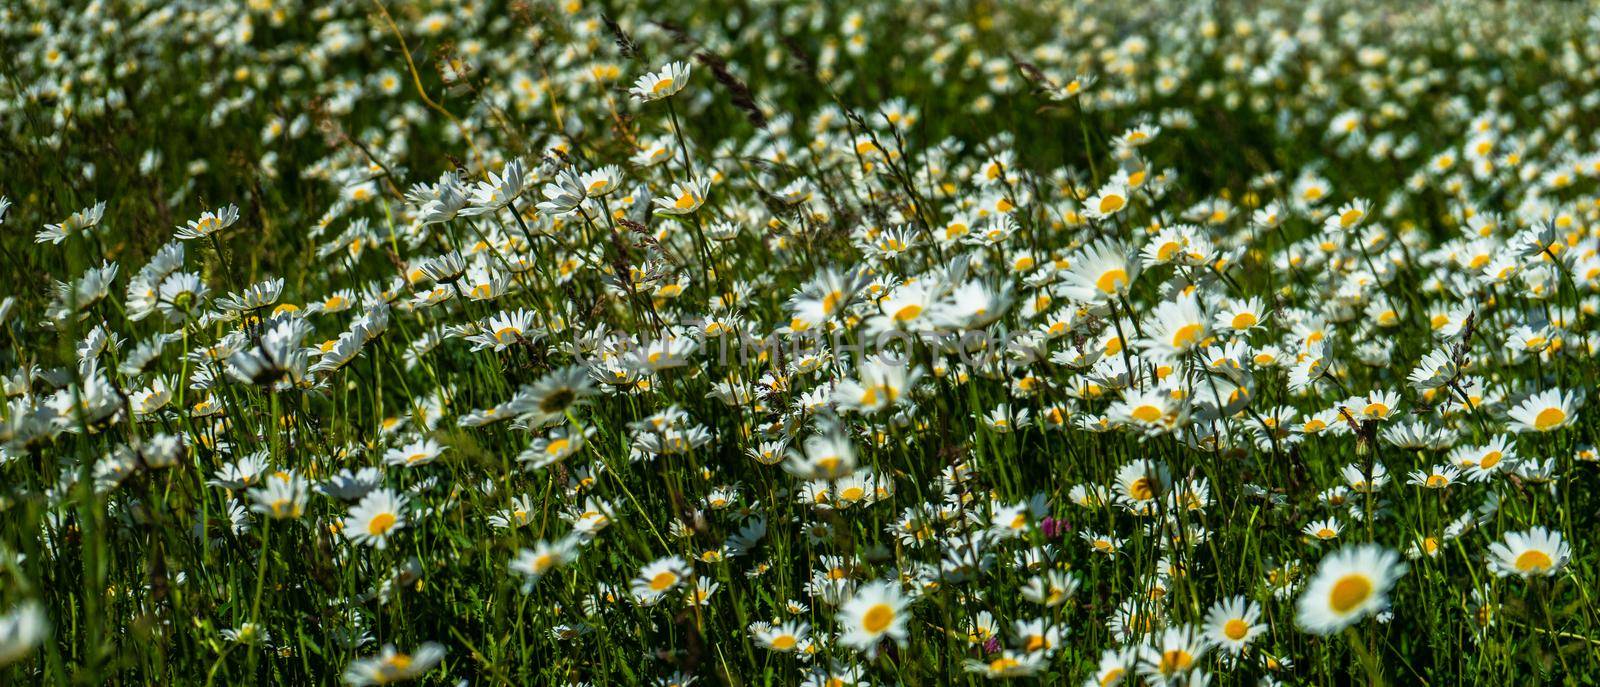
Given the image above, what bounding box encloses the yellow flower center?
[1328,573,1373,614]
[815,455,842,475]
[1131,405,1162,423]
[532,553,556,573]
[861,603,894,633]
[1223,618,1249,641]
[893,304,923,322]
[1515,549,1554,573]
[1171,323,1204,349]
[1095,268,1128,294]
[1158,649,1193,675]
[649,571,678,591]
[1534,407,1566,430]
[989,657,1021,672]
[367,512,398,536]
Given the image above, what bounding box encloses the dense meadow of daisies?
[6,0,1600,684]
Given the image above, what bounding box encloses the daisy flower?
[1137,625,1208,684]
[1344,389,1401,422]
[1139,291,1211,359]
[1203,596,1263,653]
[1059,240,1139,303]
[510,538,580,590]
[784,431,857,480]
[631,61,691,102]
[753,620,810,652]
[653,178,710,215]
[1407,347,1459,390]
[1084,182,1131,219]
[1295,544,1405,634]
[175,204,240,240]
[519,426,591,470]
[964,650,1043,678]
[461,158,527,215]
[632,556,692,601]
[343,489,408,550]
[249,474,310,520]
[1324,198,1370,231]
[1303,518,1343,542]
[384,437,446,468]
[1213,296,1268,333]
[342,643,446,686]
[1486,528,1570,579]
[1090,648,1134,687]
[1406,464,1461,490]
[837,580,911,656]
[1507,388,1581,433]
